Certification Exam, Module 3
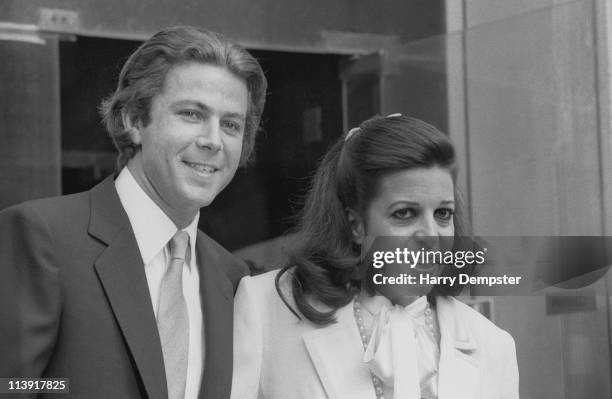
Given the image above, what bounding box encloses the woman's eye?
[392,208,415,220]
[435,208,454,221]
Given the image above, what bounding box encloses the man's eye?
[435,208,455,221]
[179,110,202,121]
[222,120,243,134]
[392,208,415,220]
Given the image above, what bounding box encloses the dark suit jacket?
[0,175,248,398]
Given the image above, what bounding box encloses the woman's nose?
[413,215,440,250]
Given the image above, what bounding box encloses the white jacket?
[231,270,519,399]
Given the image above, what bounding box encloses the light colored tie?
[158,230,190,399]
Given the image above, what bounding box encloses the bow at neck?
[360,296,440,399]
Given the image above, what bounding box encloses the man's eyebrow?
[171,99,246,120]
[171,99,208,109]
[224,111,246,121]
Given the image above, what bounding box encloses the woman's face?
[361,166,455,239]
[350,166,456,304]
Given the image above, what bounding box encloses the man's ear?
[121,110,142,146]
[346,208,365,245]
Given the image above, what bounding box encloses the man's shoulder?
[196,230,248,287]
[196,229,238,261]
[0,190,90,226]
[0,176,117,232]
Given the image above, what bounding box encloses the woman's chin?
[377,286,433,306]
[412,263,443,274]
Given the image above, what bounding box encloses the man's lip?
[183,160,220,170]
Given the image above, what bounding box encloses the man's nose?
[196,119,222,151]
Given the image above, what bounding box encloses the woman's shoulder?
[237,267,338,323]
[238,268,292,293]
[443,297,515,347]
[236,268,297,310]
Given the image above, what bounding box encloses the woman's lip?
[412,263,442,272]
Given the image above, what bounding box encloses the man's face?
[127,62,248,226]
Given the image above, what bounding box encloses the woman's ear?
[121,110,142,146]
[346,208,365,245]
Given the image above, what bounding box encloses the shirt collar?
[115,167,200,265]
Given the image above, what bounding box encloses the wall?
[1,0,444,52]
[445,0,612,397]
[0,34,61,209]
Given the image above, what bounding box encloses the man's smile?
[183,160,220,176]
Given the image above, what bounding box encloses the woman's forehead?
[373,167,455,205]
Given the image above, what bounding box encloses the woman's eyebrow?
[389,201,420,208]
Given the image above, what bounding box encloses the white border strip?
[0,22,44,45]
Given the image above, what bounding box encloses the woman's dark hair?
[276,114,471,325]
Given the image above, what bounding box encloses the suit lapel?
[436,297,480,399]
[89,176,168,399]
[302,301,374,399]
[196,233,234,399]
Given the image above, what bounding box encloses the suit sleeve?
[231,276,264,399]
[0,204,61,378]
[500,331,519,399]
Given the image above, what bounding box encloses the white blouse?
[358,295,440,399]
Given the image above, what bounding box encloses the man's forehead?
[152,62,248,116]
[160,61,244,91]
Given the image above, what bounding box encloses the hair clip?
[345,127,360,141]
[345,114,401,142]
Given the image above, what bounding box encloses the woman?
[231,115,519,399]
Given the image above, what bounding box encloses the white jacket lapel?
[437,297,481,399]
[302,302,374,399]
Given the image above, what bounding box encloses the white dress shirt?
[115,167,203,399]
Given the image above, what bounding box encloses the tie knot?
[170,230,190,262]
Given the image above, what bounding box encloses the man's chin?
[180,183,219,208]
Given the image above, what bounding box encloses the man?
[0,26,267,399]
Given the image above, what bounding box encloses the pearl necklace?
[353,299,385,399]
[353,297,436,399]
